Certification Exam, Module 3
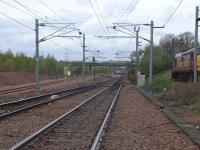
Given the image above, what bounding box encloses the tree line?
[0,49,113,76]
[0,49,67,75]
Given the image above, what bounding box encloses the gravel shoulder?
[0,86,104,150]
[100,81,199,150]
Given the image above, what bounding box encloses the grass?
[143,70,176,93]
[175,98,200,116]
[141,70,200,116]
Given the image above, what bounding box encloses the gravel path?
[0,86,105,150]
[100,82,199,150]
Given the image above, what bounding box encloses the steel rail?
[0,79,65,95]
[91,85,122,150]
[0,85,91,106]
[9,80,120,150]
[0,77,108,106]
[0,75,90,95]
[0,86,94,119]
[0,78,114,119]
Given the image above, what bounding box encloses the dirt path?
[100,82,199,150]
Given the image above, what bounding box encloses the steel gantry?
[111,22,164,92]
[34,19,78,95]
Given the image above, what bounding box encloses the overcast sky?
[0,0,199,61]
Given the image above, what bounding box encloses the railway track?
[0,77,113,119]
[0,75,93,95]
[9,79,122,150]
[0,78,65,95]
[0,85,94,119]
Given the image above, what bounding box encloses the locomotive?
[171,48,200,81]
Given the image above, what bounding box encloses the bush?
[140,46,171,75]
[165,83,200,106]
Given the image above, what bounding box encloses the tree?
[177,31,194,52]
[159,31,194,59]
[140,45,171,75]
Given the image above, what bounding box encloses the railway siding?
[99,82,199,150]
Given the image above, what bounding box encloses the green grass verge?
[142,70,200,116]
[143,70,176,91]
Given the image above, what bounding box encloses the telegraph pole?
[149,20,154,89]
[35,19,40,95]
[82,33,86,76]
[194,6,199,84]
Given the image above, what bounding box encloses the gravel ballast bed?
[100,82,199,150]
[0,76,98,104]
[0,87,104,150]
[21,86,119,150]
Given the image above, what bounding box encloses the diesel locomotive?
[171,48,200,81]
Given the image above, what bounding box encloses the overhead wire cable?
[0,8,81,60]
[89,0,116,52]
[0,11,34,31]
[156,0,184,36]
[93,0,119,55]
[125,0,140,17]
[163,0,184,27]
[13,0,56,22]
[13,0,41,18]
[36,0,69,22]
[116,0,139,22]
[40,24,72,41]
[0,0,35,18]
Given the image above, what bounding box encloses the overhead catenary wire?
[13,0,41,18]
[0,0,35,18]
[46,39,82,56]
[36,0,69,22]
[126,0,139,16]
[13,0,56,22]
[93,0,121,56]
[89,0,116,52]
[40,24,73,41]
[37,0,56,15]
[156,0,184,36]
[116,0,140,22]
[94,0,119,52]
[163,0,184,27]
[0,11,34,31]
[0,10,81,57]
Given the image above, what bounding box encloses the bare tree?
[159,31,194,58]
[177,31,194,52]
